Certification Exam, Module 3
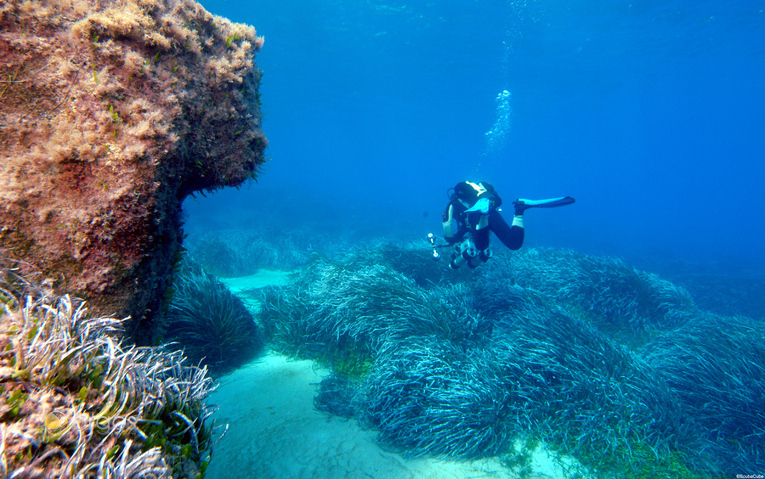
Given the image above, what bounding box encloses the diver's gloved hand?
[513,199,529,216]
[465,197,491,215]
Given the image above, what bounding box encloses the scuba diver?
[428,181,575,269]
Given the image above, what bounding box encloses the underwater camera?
[450,238,492,269]
[427,233,441,261]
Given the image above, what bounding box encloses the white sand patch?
[219,270,291,312]
[219,270,291,293]
[206,353,581,479]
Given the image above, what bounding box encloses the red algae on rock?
[0,0,267,342]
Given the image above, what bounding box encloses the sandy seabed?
[207,273,580,479]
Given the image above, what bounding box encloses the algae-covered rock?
[0,0,267,341]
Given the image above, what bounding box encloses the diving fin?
[513,196,575,215]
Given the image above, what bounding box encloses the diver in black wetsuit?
[434,181,574,269]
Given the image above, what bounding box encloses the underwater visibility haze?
[186,0,765,266]
[177,0,765,478]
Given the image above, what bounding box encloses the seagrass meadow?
[159,258,265,376]
[247,240,765,479]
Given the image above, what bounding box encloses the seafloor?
[206,351,577,479]
[170,203,764,479]
[166,192,765,479]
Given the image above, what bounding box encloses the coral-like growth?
[162,260,264,375]
[0,0,267,341]
[0,264,218,478]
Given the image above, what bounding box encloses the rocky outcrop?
[0,0,267,342]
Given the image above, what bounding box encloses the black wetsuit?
[442,181,524,252]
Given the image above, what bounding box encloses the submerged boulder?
[0,0,267,342]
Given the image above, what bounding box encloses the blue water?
[185,0,765,264]
[177,2,765,475]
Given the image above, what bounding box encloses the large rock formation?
[0,0,267,342]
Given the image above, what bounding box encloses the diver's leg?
[489,210,524,250]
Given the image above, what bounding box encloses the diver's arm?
[489,209,524,250]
